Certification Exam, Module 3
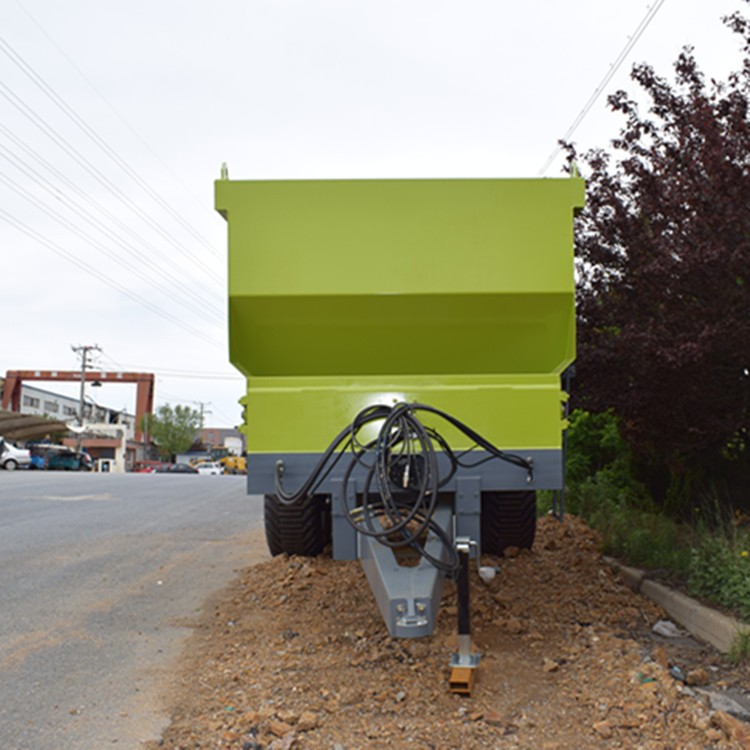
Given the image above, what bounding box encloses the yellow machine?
[220,455,247,475]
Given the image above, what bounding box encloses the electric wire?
[13,0,215,225]
[0,36,222,259]
[208,405,238,426]
[97,354,242,381]
[103,369,240,381]
[0,79,223,284]
[0,125,225,312]
[0,207,222,348]
[121,371,240,381]
[95,356,240,426]
[0,168,225,326]
[538,0,669,175]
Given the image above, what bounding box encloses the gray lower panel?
[251,449,560,638]
[248,449,562,496]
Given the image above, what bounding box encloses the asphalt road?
[0,472,266,749]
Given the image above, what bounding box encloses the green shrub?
[729,629,750,663]
[563,409,692,573]
[569,472,691,573]
[548,408,750,621]
[688,528,750,621]
[565,409,630,485]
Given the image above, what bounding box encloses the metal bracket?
[449,538,480,694]
[358,501,453,638]
[330,478,357,560]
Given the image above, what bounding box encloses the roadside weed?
[729,628,750,664]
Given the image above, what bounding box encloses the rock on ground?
[148,515,750,749]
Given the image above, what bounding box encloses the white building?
[19,384,136,439]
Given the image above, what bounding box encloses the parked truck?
[216,173,584,692]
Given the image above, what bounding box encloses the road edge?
[603,556,750,653]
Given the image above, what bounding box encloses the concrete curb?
[603,556,749,654]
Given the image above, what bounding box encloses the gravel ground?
[148,515,750,749]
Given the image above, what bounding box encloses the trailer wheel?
[480,490,537,555]
[264,493,331,557]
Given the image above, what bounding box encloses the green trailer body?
[216,175,584,651]
[217,177,583,455]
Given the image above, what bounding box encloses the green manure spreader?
[216,173,584,693]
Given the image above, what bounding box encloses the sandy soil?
[148,515,750,749]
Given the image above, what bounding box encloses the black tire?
[4,459,17,472]
[480,490,537,555]
[264,493,331,557]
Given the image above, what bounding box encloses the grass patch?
[688,526,750,621]
[729,629,750,664]
[554,409,750,624]
[566,472,692,575]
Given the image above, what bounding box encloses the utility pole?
[184,399,212,428]
[196,401,211,429]
[189,401,212,453]
[71,344,102,426]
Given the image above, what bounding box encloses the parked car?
[28,443,56,470]
[132,460,167,473]
[47,449,93,471]
[29,453,46,470]
[196,461,223,476]
[0,437,31,470]
[155,463,198,474]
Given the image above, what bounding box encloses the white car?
[0,437,31,470]
[196,461,223,476]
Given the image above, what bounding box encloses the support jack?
[449,539,480,695]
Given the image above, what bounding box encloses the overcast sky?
[1,0,746,427]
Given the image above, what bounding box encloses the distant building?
[11,383,143,471]
[19,384,136,437]
[201,426,245,455]
[20,384,79,421]
[176,427,246,465]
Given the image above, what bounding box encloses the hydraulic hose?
[274,402,534,572]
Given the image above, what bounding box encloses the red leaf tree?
[567,7,750,506]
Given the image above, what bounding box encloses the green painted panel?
[240,375,565,453]
[217,178,583,297]
[217,177,584,454]
[228,293,574,377]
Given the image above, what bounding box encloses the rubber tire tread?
[264,493,331,557]
[480,490,537,555]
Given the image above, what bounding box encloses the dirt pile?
[151,515,749,749]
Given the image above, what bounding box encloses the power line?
[107,367,241,382]
[154,391,241,427]
[144,372,241,381]
[0,124,225,312]
[0,35,222,260]
[0,8,235,378]
[98,355,241,382]
[538,0,669,175]
[13,0,217,230]
[153,390,239,426]
[0,207,223,348]
[0,167,225,326]
[211,404,239,423]
[0,59,226,319]
[0,78,224,285]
